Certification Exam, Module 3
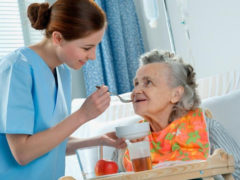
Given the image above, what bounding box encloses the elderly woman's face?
[131,63,177,118]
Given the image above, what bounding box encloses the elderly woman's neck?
[144,109,172,132]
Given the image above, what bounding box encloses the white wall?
[170,0,240,78]
[136,0,240,79]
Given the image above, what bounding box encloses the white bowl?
[115,122,150,140]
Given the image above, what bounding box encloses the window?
[0,0,24,57]
[0,0,45,58]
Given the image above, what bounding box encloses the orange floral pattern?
[123,108,210,171]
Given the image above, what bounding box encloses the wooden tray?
[94,149,235,180]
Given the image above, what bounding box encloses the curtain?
[83,0,144,96]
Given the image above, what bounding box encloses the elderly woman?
[119,49,240,179]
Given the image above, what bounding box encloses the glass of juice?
[128,140,152,172]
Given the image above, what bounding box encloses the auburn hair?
[27,0,106,40]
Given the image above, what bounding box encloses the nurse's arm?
[6,109,87,166]
[66,134,126,155]
[6,86,111,166]
[66,136,105,155]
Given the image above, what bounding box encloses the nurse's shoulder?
[0,47,32,75]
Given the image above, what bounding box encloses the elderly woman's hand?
[100,132,127,149]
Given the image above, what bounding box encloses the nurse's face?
[56,28,105,70]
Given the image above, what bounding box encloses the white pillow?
[201,89,240,144]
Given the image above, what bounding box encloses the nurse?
[0,0,126,179]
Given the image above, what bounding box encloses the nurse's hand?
[79,85,110,122]
[100,132,127,149]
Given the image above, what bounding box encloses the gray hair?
[139,49,200,122]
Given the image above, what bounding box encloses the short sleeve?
[0,59,34,134]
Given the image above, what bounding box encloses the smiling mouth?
[79,60,86,65]
[134,99,146,103]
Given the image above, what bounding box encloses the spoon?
[96,86,132,103]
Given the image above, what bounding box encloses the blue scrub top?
[0,47,72,180]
